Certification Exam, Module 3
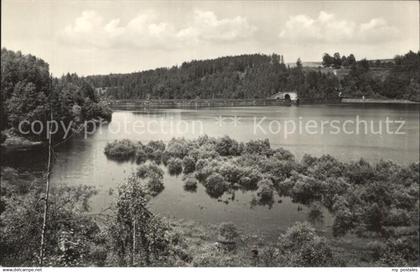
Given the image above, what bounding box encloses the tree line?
[322,52,356,68]
[86,51,420,102]
[1,48,112,142]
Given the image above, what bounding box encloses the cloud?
[279,11,399,43]
[66,10,103,33]
[187,10,257,42]
[59,10,257,49]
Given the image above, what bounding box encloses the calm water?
[2,104,419,235]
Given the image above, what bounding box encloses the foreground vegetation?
[1,166,343,267]
[88,51,420,101]
[1,135,418,266]
[103,136,419,266]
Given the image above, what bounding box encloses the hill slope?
[86,54,338,100]
[85,52,420,101]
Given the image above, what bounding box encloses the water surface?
[2,104,419,235]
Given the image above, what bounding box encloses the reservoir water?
[3,104,419,235]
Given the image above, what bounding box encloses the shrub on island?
[135,146,147,164]
[144,140,166,163]
[243,139,272,156]
[137,163,164,180]
[205,173,227,198]
[183,176,198,192]
[195,159,217,182]
[104,139,136,161]
[238,167,262,190]
[167,157,183,176]
[256,178,275,202]
[215,136,242,156]
[162,138,190,164]
[218,163,245,184]
[182,156,196,174]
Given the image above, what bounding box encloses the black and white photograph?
[1,0,419,270]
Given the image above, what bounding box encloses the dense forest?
[87,54,339,100]
[1,48,111,143]
[86,51,420,101]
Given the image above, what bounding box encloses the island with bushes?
[100,135,419,266]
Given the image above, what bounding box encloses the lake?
[2,104,419,236]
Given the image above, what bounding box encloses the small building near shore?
[95,87,108,96]
[269,91,298,101]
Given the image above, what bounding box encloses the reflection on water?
[1,104,419,236]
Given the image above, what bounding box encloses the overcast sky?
[2,0,419,76]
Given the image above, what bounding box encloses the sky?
[2,0,419,76]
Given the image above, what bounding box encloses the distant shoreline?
[341,98,420,104]
[109,98,294,109]
[108,97,419,109]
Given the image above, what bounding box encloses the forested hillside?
[86,51,420,101]
[1,48,111,142]
[86,54,339,100]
